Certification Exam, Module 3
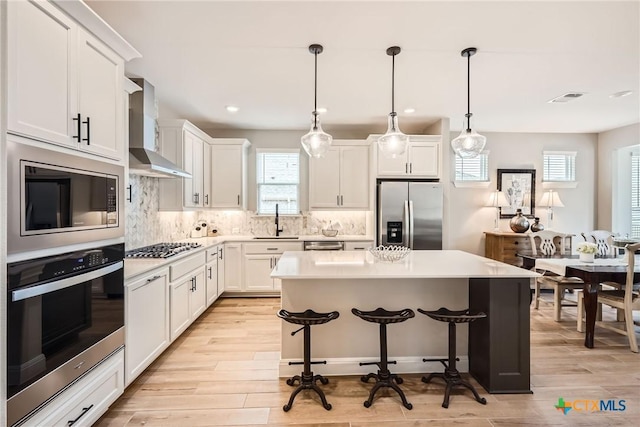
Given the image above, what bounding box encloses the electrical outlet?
[232,227,240,234]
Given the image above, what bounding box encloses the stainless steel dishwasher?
[303,241,345,251]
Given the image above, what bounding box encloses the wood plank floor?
[96,296,640,426]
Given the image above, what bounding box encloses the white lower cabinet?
[242,242,303,292]
[125,267,170,386]
[344,241,374,251]
[22,349,124,427]
[223,243,243,291]
[169,251,207,341]
[205,246,220,307]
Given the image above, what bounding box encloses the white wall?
[448,132,597,255]
[597,123,640,231]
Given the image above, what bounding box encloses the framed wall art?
[497,169,536,218]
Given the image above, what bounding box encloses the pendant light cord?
[313,49,318,130]
[465,52,472,132]
[391,52,396,115]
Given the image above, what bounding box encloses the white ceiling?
[87,0,639,135]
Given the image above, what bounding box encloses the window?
[632,155,640,238]
[543,151,576,182]
[454,152,489,182]
[256,150,299,215]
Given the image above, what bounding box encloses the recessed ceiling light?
[317,107,327,114]
[610,90,633,99]
[404,108,416,114]
[225,105,239,113]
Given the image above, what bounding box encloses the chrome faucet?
[275,203,283,237]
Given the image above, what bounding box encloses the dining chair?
[577,242,640,352]
[529,231,584,321]
[581,230,616,257]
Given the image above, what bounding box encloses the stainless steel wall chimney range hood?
[128,78,191,178]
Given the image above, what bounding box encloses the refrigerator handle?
[409,200,414,249]
[403,200,410,248]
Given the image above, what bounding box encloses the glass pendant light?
[378,46,409,159]
[301,44,332,158]
[451,47,486,159]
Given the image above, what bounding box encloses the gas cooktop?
[125,242,202,258]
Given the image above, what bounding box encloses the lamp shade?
[451,129,486,159]
[487,190,510,208]
[539,190,564,208]
[301,116,332,158]
[378,113,409,158]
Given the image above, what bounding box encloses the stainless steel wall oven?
[7,139,124,254]
[6,243,125,426]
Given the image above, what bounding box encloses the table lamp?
[487,190,510,231]
[539,190,564,230]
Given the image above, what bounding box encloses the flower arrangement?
[576,242,598,254]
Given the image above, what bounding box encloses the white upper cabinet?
[8,1,77,147]
[7,0,137,161]
[77,29,124,159]
[309,140,371,210]
[373,135,441,178]
[209,139,250,209]
[157,120,209,211]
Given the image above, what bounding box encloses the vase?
[509,209,530,233]
[530,217,544,232]
[579,252,595,263]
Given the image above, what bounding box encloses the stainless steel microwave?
[7,139,125,254]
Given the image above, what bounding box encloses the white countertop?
[124,234,374,281]
[271,250,540,280]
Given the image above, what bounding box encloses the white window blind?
[455,152,489,181]
[256,150,299,215]
[543,151,576,182]
[632,155,640,238]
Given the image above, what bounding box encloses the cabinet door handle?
[73,113,82,142]
[270,258,273,268]
[82,116,90,145]
[208,267,212,279]
[337,195,340,206]
[405,163,408,173]
[126,185,132,203]
[205,194,209,205]
[67,404,94,426]
[191,277,196,291]
[218,248,223,260]
[237,195,240,205]
[340,195,344,206]
[409,163,412,173]
[146,275,162,283]
[194,193,200,204]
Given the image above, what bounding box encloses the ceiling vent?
[548,92,586,103]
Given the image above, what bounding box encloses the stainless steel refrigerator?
[377,180,443,249]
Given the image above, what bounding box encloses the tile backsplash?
[126,175,371,249]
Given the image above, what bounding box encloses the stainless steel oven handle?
[12,261,124,302]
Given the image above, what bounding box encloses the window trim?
[542,150,578,188]
[255,148,301,215]
[453,150,490,187]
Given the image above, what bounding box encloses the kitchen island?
[271,250,539,394]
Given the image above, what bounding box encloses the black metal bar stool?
[418,307,487,408]
[277,308,340,412]
[351,307,415,410]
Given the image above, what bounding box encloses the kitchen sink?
[253,236,299,240]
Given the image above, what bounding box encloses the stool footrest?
[359,360,396,367]
[288,360,327,366]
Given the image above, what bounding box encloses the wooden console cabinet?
[484,231,533,267]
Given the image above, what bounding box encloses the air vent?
[548,92,586,103]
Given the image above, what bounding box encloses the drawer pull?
[146,275,162,283]
[67,404,93,426]
[267,248,278,251]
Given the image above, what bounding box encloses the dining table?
[519,253,639,349]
